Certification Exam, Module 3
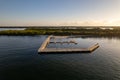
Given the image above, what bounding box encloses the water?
[0,28,26,31]
[0,35,120,80]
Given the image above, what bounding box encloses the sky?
[0,0,120,26]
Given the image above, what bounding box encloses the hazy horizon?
[1,0,120,26]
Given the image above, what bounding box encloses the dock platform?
[38,36,99,54]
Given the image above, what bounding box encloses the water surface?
[0,36,120,80]
[0,28,26,31]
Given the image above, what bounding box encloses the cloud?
[59,21,106,26]
[105,20,120,26]
[59,20,120,26]
[1,20,120,26]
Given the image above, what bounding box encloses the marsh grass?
[0,27,120,37]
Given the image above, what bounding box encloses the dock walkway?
[38,36,99,54]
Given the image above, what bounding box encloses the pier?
[38,36,99,54]
[38,36,51,51]
[49,40,77,44]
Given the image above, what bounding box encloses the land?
[0,26,120,37]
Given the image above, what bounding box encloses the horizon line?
[0,26,120,28]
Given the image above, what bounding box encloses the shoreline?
[0,28,120,37]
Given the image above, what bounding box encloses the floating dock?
[38,36,99,54]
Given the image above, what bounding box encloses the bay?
[0,35,120,80]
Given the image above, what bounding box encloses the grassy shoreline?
[0,28,120,37]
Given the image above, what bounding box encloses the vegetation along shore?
[0,27,120,37]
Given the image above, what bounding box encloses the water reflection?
[0,28,26,31]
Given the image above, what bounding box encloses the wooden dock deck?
[38,36,51,52]
[38,36,99,54]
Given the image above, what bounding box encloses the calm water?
[0,28,26,31]
[0,35,120,80]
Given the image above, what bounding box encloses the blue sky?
[0,0,120,26]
